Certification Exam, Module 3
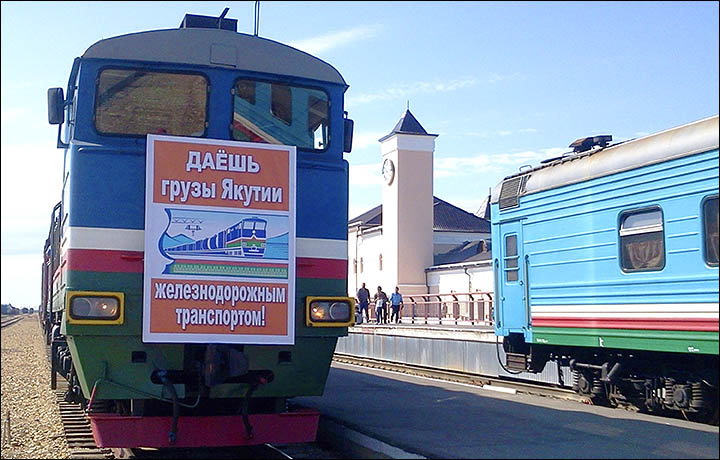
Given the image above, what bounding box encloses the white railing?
[357,291,493,327]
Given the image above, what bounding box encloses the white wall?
[348,228,388,298]
[426,262,494,294]
[349,228,494,299]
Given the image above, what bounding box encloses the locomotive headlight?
[306,297,355,327]
[66,291,124,324]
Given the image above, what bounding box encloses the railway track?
[333,352,589,403]
[1,315,25,329]
[333,353,720,425]
[52,385,315,460]
[52,382,341,458]
[54,381,113,459]
[51,384,329,460]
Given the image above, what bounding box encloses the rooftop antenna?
[217,7,229,29]
[407,100,410,111]
[254,1,260,36]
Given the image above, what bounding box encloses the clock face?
[382,159,395,185]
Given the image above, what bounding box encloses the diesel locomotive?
[40,11,355,448]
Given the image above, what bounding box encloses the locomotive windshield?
[94,68,208,137]
[232,78,330,152]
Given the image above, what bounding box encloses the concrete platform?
[298,362,719,459]
[349,322,497,342]
[337,322,571,387]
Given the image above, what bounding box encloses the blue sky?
[1,1,718,307]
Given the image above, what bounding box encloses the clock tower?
[379,110,437,295]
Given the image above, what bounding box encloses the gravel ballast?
[1,317,72,459]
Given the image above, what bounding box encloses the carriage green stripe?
[532,326,718,354]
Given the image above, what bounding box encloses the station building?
[347,110,494,300]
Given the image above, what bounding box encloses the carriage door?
[496,220,528,333]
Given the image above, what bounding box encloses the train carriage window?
[619,208,665,271]
[703,196,719,266]
[504,234,519,282]
[95,69,207,137]
[231,78,330,152]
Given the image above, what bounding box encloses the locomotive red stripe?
[66,249,347,279]
[89,410,319,448]
[67,249,144,273]
[296,257,347,279]
[531,316,719,331]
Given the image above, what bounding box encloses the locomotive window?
[619,208,665,271]
[235,79,256,104]
[703,196,719,266]
[94,69,207,137]
[505,234,519,282]
[308,95,328,149]
[232,78,329,152]
[271,84,292,125]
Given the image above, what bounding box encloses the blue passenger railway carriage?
[491,115,719,421]
[40,12,356,449]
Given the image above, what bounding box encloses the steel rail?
[333,353,587,403]
[1,316,25,329]
[333,353,720,425]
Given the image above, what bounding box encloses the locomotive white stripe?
[68,226,145,251]
[532,303,719,318]
[66,226,347,260]
[296,238,347,260]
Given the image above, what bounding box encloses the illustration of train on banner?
[164,216,270,260]
[40,10,355,448]
[491,115,719,422]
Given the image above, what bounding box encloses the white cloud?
[1,140,64,259]
[488,72,523,84]
[349,162,382,186]
[1,254,43,306]
[434,147,560,178]
[1,107,31,124]
[346,77,478,106]
[448,197,488,215]
[288,24,381,55]
[350,131,387,150]
[465,128,539,138]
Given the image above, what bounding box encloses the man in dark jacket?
[356,283,371,323]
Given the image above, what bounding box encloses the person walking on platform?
[390,286,404,324]
[356,283,371,323]
[373,286,388,324]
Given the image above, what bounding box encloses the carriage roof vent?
[180,10,237,32]
[498,175,528,210]
[569,135,612,153]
